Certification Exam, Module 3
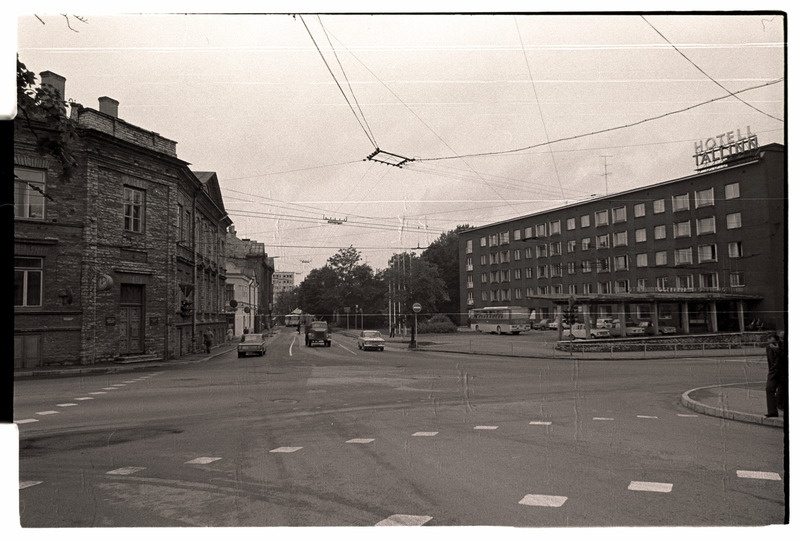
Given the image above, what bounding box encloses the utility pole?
[600,155,613,196]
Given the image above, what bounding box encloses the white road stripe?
[628,481,673,493]
[123,380,138,384]
[88,392,107,395]
[36,411,59,416]
[101,388,118,391]
[346,438,375,444]
[106,467,146,475]
[737,470,781,481]
[519,494,568,507]
[593,417,614,421]
[412,432,439,437]
[337,343,358,356]
[375,514,433,526]
[19,481,43,490]
[74,397,94,401]
[529,421,552,426]
[57,403,78,407]
[677,414,699,417]
[289,335,296,357]
[636,415,658,419]
[269,447,303,453]
[16,419,39,424]
[111,384,126,387]
[185,457,222,465]
[474,426,498,430]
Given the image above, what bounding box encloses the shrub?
[418,314,457,334]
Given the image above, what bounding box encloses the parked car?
[563,323,611,339]
[595,318,615,329]
[305,321,331,347]
[639,320,678,335]
[237,333,266,358]
[357,330,385,351]
[532,318,551,330]
[608,319,646,337]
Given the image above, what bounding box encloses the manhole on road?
[272,399,298,404]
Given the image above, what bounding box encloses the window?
[581,238,591,251]
[727,213,742,229]
[634,203,646,218]
[675,247,693,265]
[730,272,744,287]
[490,271,499,283]
[581,260,592,273]
[481,291,488,301]
[583,283,593,295]
[480,255,487,265]
[550,242,561,256]
[567,240,577,253]
[466,257,473,271]
[537,286,548,296]
[14,257,43,307]
[466,274,473,288]
[514,269,521,280]
[501,270,511,282]
[673,220,691,238]
[595,210,609,226]
[480,273,488,284]
[637,278,647,290]
[613,231,628,247]
[177,203,184,241]
[491,290,498,301]
[596,234,610,249]
[597,258,610,272]
[536,224,548,238]
[537,265,548,278]
[612,206,627,223]
[537,245,548,258]
[597,282,611,294]
[672,193,690,212]
[580,214,590,228]
[654,199,665,214]
[698,244,717,263]
[489,234,498,247]
[524,226,534,239]
[656,276,669,289]
[500,251,510,263]
[728,241,742,258]
[525,247,533,259]
[466,239,473,254]
[695,187,714,208]
[124,186,145,232]
[636,253,648,267]
[467,292,474,305]
[14,168,46,219]
[500,231,510,245]
[568,284,577,295]
[654,225,666,240]
[615,280,629,293]
[699,273,719,289]
[489,253,498,265]
[676,275,694,290]
[614,255,629,270]
[514,249,521,261]
[525,267,533,279]
[551,264,562,277]
[184,209,191,242]
[513,229,521,241]
[567,261,576,275]
[655,251,668,266]
[552,284,563,295]
[635,228,646,243]
[526,287,534,297]
[515,288,522,300]
[480,237,487,247]
[725,182,740,199]
[549,220,561,235]
[566,217,576,230]
[696,217,716,235]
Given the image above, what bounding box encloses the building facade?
[458,143,785,335]
[14,71,231,368]
[272,271,295,296]
[225,229,274,335]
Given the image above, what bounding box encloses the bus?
[468,306,531,334]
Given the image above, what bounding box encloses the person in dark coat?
[203,329,214,354]
[764,333,783,417]
[776,331,788,412]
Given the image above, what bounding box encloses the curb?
[681,382,784,428]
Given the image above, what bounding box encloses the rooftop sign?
[693,126,758,170]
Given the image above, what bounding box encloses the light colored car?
[357,330,385,351]
[595,318,615,329]
[608,319,646,337]
[563,323,610,339]
[238,333,266,357]
[548,320,568,330]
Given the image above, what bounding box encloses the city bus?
[468,306,531,334]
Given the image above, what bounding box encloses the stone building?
[14,71,231,368]
[225,228,274,335]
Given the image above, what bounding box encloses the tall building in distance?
[272,271,296,297]
[458,141,785,335]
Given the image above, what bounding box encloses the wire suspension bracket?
[366,148,414,168]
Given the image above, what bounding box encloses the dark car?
[237,333,266,358]
[532,318,551,330]
[305,321,331,347]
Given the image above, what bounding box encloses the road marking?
[677,414,698,417]
[529,421,552,426]
[337,343,358,356]
[74,397,94,401]
[101,388,118,391]
[474,426,498,430]
[289,335,296,357]
[36,411,59,416]
[593,417,614,421]
[375,514,433,526]
[346,438,375,444]
[270,447,303,453]
[57,403,78,407]
[412,432,439,437]
[123,380,138,384]
[19,481,43,490]
[185,457,222,465]
[636,415,658,419]
[628,481,673,493]
[519,494,568,507]
[111,384,126,387]
[106,467,146,475]
[737,470,781,481]
[89,392,107,395]
[16,419,39,424]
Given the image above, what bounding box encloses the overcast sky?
[9,6,787,283]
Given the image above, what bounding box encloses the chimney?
[98,96,119,118]
[39,71,66,100]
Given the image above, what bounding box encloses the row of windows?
[466,272,746,302]
[464,183,742,254]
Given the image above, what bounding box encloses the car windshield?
[242,334,263,342]
[363,331,382,338]
[310,323,327,330]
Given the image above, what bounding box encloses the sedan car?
[238,333,266,357]
[563,323,611,339]
[357,330,386,351]
[531,318,550,330]
[608,320,646,337]
[548,320,568,330]
[639,320,678,335]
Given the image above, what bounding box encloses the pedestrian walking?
[764,333,783,417]
[203,329,214,354]
[226,327,234,342]
[777,331,788,412]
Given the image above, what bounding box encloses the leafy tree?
[421,225,471,320]
[296,266,339,319]
[273,288,298,320]
[382,252,448,317]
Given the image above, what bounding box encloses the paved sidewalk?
[681,381,785,428]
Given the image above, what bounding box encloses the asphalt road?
[14,328,786,528]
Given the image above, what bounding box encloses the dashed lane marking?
[412,432,439,437]
[16,419,39,424]
[519,494,568,507]
[106,467,146,475]
[529,421,552,426]
[123,380,138,383]
[74,397,94,401]
[289,336,296,357]
[269,447,303,453]
[628,481,673,493]
[375,514,433,526]
[677,414,699,417]
[636,415,658,419]
[346,438,375,444]
[474,426,498,430]
[593,417,614,421]
[89,392,107,395]
[19,481,43,490]
[337,343,358,356]
[36,411,59,416]
[101,388,118,391]
[185,457,222,465]
[737,470,781,481]
[57,403,78,407]
[111,384,126,387]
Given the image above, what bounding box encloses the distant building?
[225,227,274,335]
[14,71,231,368]
[458,143,785,335]
[272,271,295,296]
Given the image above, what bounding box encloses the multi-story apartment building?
[14,71,231,368]
[272,271,295,296]
[459,143,785,335]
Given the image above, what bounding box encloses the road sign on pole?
[412,303,422,313]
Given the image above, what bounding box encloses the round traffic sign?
[412,302,422,313]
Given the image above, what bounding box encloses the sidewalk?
[681,381,785,428]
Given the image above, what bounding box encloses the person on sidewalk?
[226,326,234,342]
[777,331,788,412]
[203,329,214,354]
[764,333,783,417]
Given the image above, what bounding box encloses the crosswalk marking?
[519,494,568,507]
[593,417,614,421]
[89,392,107,395]
[74,397,94,401]
[474,426,498,430]
[375,514,432,526]
[677,414,698,417]
[101,388,118,391]
[19,481,43,490]
[529,421,552,426]
[36,411,59,416]
[737,470,781,481]
[57,403,78,407]
[628,481,673,493]
[16,419,39,424]
[636,415,658,419]
[185,457,222,465]
[346,438,375,444]
[412,432,439,437]
[106,467,146,475]
[269,447,303,453]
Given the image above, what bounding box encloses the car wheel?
[380,347,384,351]
[237,353,243,358]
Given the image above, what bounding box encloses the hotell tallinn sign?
[693,126,758,170]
